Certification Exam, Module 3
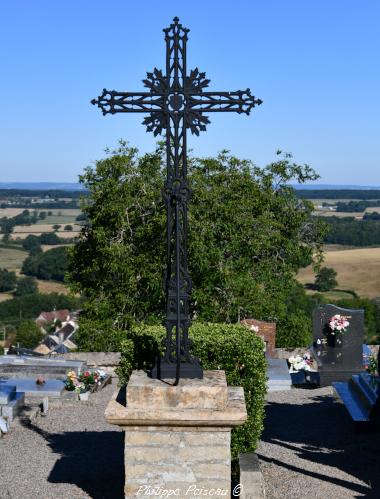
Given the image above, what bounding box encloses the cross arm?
[91,88,164,115]
[188,89,262,115]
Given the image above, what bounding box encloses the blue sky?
[0,1,379,185]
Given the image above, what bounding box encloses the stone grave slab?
[1,392,25,423]
[311,304,364,387]
[0,378,65,399]
[0,385,16,405]
[267,358,292,392]
[0,355,85,380]
[333,373,380,427]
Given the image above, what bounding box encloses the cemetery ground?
[258,387,380,498]
[1,382,380,498]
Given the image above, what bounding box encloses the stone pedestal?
[105,370,247,499]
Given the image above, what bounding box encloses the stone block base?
[105,370,247,499]
[125,427,230,498]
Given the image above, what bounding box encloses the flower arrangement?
[249,325,259,333]
[329,314,350,334]
[364,354,378,377]
[65,369,106,394]
[288,353,314,373]
[65,370,85,394]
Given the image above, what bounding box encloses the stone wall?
[62,352,121,377]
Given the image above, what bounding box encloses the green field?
[298,246,380,299]
[0,246,28,271]
[35,215,78,225]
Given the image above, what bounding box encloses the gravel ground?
[0,383,124,499]
[1,383,380,499]
[257,386,380,499]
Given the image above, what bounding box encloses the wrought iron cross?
[92,17,262,383]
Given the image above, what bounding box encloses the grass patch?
[36,279,70,295]
[0,247,27,271]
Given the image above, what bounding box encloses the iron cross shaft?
[92,17,262,383]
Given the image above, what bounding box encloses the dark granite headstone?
[311,304,364,386]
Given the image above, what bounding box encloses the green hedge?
[116,322,267,458]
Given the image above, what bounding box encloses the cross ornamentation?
[92,17,262,383]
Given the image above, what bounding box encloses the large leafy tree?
[68,142,326,346]
[16,320,44,349]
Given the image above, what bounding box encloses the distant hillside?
[295,189,380,200]
[0,182,84,191]
[292,184,380,190]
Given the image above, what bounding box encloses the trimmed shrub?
[116,322,267,458]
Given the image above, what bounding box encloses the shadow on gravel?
[258,394,380,498]
[24,422,124,499]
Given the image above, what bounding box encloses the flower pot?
[78,391,89,401]
[290,371,306,385]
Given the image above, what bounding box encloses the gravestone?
[241,319,291,391]
[310,304,364,387]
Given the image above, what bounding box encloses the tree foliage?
[323,216,380,246]
[0,293,81,324]
[22,234,41,253]
[296,189,380,200]
[39,232,61,245]
[16,319,44,349]
[0,268,17,292]
[314,266,338,292]
[14,276,38,297]
[68,143,327,345]
[22,246,68,281]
